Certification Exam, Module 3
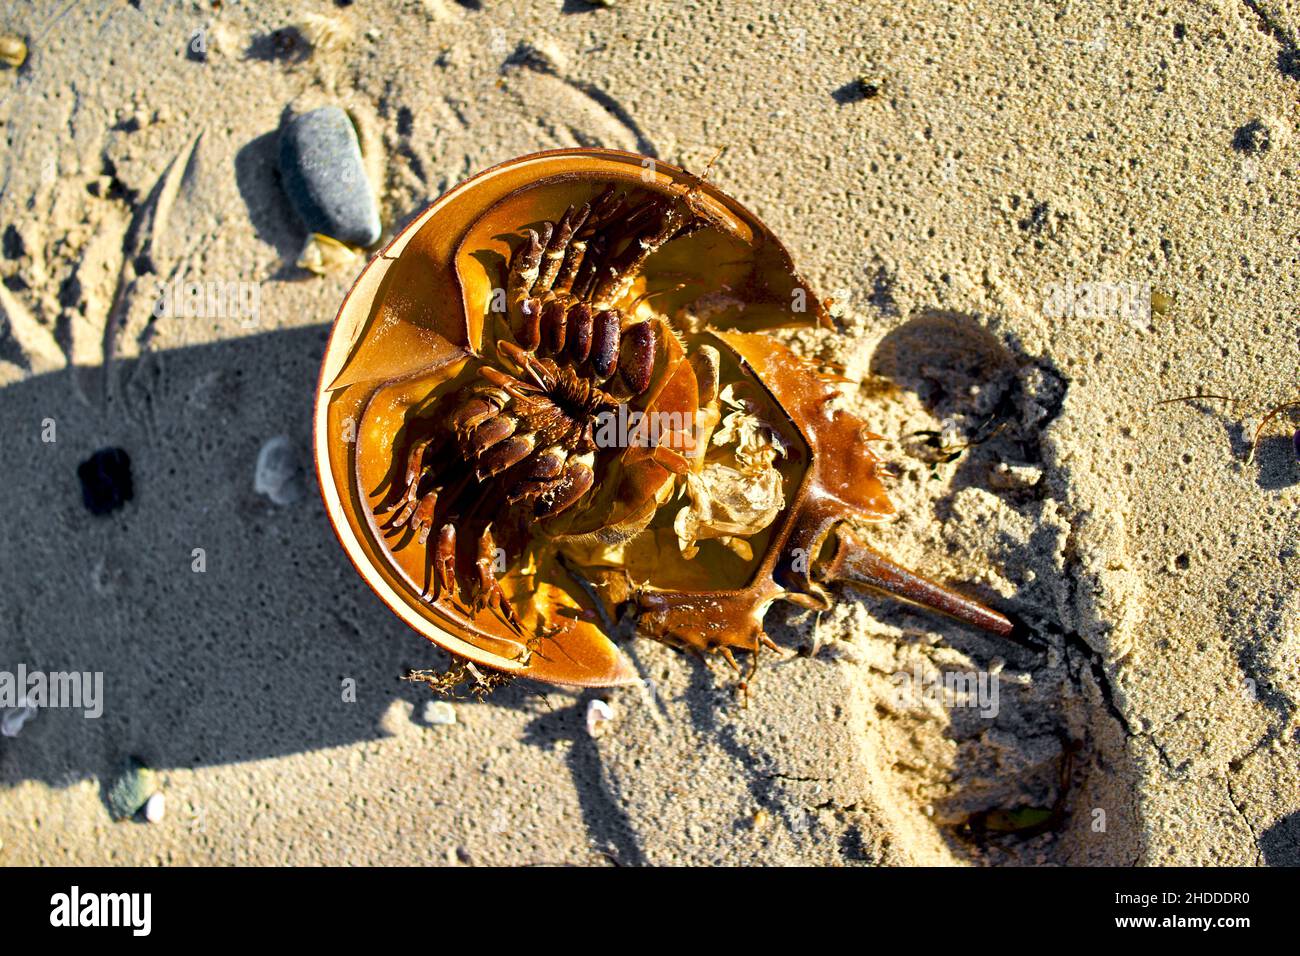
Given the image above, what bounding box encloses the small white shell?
[144,792,166,824]
[422,700,457,726]
[1,704,36,737]
[254,435,303,505]
[585,698,615,738]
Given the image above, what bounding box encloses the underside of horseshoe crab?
[314,148,1016,690]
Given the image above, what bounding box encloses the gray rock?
[106,757,156,821]
[278,106,380,247]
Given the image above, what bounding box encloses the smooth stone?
[278,106,380,247]
[106,757,156,821]
[143,791,166,824]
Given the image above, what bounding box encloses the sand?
[0,0,1296,866]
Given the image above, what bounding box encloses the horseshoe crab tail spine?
[820,527,1015,640]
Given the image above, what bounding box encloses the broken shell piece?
[675,464,784,560]
[254,435,304,504]
[0,35,26,69]
[422,700,457,726]
[988,461,1044,491]
[585,698,615,738]
[1,704,36,737]
[297,233,360,276]
[676,384,786,559]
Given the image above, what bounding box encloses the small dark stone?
[396,106,414,137]
[278,106,381,247]
[78,447,134,516]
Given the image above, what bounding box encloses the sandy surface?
[0,0,1297,866]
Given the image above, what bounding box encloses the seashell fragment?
[0,35,26,69]
[586,698,615,738]
[296,233,359,275]
[1,704,36,737]
[254,435,303,505]
[422,700,457,726]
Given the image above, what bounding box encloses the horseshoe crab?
[314,148,1015,691]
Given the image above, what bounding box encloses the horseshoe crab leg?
[819,526,1016,640]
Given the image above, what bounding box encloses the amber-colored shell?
[314,148,897,687]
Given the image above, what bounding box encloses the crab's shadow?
[0,324,658,861]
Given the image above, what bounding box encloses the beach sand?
[0,0,1296,865]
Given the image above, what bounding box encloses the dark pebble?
[78,447,133,516]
